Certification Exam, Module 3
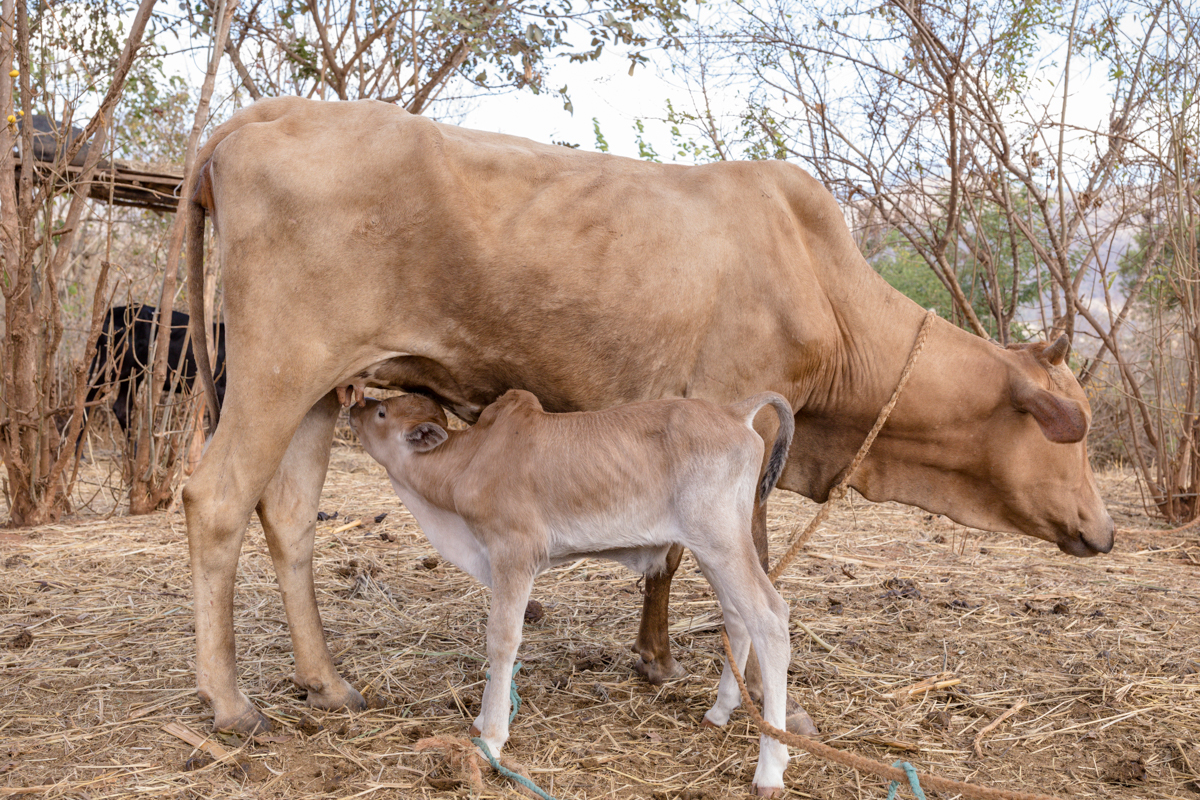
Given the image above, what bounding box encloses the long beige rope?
[768,310,937,584]
[1120,517,1200,536]
[720,630,1063,800]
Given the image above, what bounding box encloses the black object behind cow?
[18,114,108,168]
[86,304,226,432]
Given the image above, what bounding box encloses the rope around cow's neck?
[767,309,937,585]
[719,630,1063,800]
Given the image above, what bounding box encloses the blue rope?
[886,761,928,800]
[475,662,559,800]
[507,662,522,723]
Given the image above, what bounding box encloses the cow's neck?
[786,283,1009,514]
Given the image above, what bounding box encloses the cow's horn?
[1044,334,1070,366]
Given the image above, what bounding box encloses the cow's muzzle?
[1057,514,1115,557]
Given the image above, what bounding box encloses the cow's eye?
[377,408,385,418]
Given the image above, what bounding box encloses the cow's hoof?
[632,655,686,685]
[785,698,819,737]
[213,706,271,736]
[700,717,718,729]
[305,680,366,712]
[754,785,783,798]
[469,724,481,736]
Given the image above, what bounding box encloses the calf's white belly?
[393,483,681,583]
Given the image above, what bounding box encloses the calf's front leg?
[472,564,536,756]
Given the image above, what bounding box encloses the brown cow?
[349,389,795,795]
[184,96,1113,736]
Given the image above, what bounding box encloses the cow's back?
[203,98,866,415]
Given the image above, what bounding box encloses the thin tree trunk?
[0,0,158,525]
[129,0,236,514]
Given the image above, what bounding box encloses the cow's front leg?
[471,564,536,756]
[257,392,365,713]
[632,543,686,683]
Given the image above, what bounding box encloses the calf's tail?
[727,392,795,504]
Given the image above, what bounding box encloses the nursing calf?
[349,390,796,796]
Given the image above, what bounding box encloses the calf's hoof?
[700,717,718,729]
[213,705,271,736]
[632,655,686,685]
[754,785,783,798]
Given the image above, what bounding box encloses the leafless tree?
[0,0,159,525]
[666,0,1198,521]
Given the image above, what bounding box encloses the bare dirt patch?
[1,451,1198,799]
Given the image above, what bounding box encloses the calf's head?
[348,394,450,468]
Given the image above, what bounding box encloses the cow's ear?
[405,422,448,452]
[1043,333,1070,366]
[1010,377,1088,443]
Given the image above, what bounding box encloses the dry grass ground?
[2,440,1199,799]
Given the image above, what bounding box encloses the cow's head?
[991,335,1114,556]
[841,332,1114,558]
[348,394,449,471]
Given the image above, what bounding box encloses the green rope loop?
[472,737,558,800]
[508,662,522,723]
[886,761,928,800]
[484,662,522,724]
[474,663,557,799]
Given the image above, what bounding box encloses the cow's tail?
[184,98,308,433]
[727,392,795,504]
[188,163,220,430]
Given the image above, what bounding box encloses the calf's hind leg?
[699,549,791,797]
[633,499,770,685]
[257,392,365,713]
[742,500,820,736]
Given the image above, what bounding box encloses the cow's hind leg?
[184,388,324,734]
[256,392,365,713]
[632,542,686,683]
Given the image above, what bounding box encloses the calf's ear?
[1010,376,1088,444]
[405,422,448,452]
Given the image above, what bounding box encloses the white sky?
[151,2,1127,171]
[455,51,684,159]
